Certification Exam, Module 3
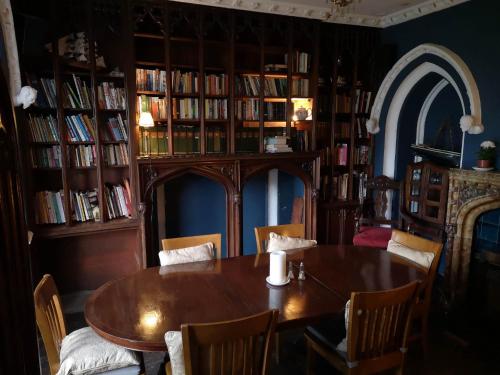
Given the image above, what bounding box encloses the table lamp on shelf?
[139,111,154,156]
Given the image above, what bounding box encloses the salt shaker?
[298,262,306,280]
[287,261,295,280]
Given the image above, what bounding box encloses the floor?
[38,289,500,375]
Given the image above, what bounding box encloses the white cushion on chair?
[158,242,214,266]
[165,331,185,375]
[266,232,317,252]
[387,239,435,270]
[336,300,350,353]
[56,327,140,375]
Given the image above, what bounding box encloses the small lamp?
[139,112,154,156]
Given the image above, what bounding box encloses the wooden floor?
[38,292,500,374]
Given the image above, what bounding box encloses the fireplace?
[445,169,500,302]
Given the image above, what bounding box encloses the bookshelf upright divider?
[164,3,173,156]
[286,19,293,138]
[199,14,205,156]
[258,18,265,154]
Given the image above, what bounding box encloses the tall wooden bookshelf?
[19,0,381,291]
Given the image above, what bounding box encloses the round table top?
[85,245,424,351]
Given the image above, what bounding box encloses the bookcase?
[316,27,379,245]
[19,0,381,290]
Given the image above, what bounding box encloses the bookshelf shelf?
[134,32,164,40]
[37,218,139,239]
[136,90,165,96]
[135,61,165,67]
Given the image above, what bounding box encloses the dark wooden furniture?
[401,161,449,241]
[19,0,381,290]
[84,245,424,351]
[305,281,419,375]
[352,175,403,248]
[390,229,443,355]
[181,309,279,375]
[0,62,39,374]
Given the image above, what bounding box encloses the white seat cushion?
[336,300,350,353]
[165,331,185,375]
[387,239,435,270]
[56,327,140,375]
[266,232,317,252]
[158,242,214,266]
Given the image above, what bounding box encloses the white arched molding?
[370,43,482,133]
[383,62,467,177]
[416,78,450,144]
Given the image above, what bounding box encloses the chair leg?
[306,339,315,375]
[421,316,429,357]
[275,332,280,364]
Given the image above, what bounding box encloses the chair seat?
[305,316,346,354]
[353,226,392,248]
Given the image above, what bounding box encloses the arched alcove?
[368,43,483,177]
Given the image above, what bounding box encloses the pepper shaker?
[287,261,295,279]
[298,262,306,280]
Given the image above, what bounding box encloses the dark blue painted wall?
[379,0,500,173]
[278,171,305,225]
[242,174,267,255]
[164,174,227,256]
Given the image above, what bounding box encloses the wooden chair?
[305,281,420,375]
[353,175,403,249]
[161,233,222,259]
[390,229,443,354]
[166,309,279,375]
[34,274,142,375]
[254,223,305,254]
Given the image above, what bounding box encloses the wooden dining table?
[85,245,425,352]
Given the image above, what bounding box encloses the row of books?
[206,128,227,153]
[285,51,311,73]
[102,114,129,142]
[28,114,59,143]
[235,75,260,97]
[136,68,167,92]
[69,144,96,167]
[236,99,259,121]
[103,143,129,166]
[173,126,200,153]
[97,82,126,110]
[353,145,371,165]
[353,171,368,202]
[27,75,57,108]
[336,94,352,113]
[332,173,349,200]
[35,190,66,224]
[205,99,228,120]
[316,122,330,146]
[139,129,168,155]
[65,114,96,142]
[62,75,92,109]
[137,95,168,120]
[172,70,199,94]
[335,143,349,166]
[295,130,310,152]
[264,102,286,121]
[104,181,132,219]
[235,130,259,152]
[31,146,62,168]
[264,78,287,97]
[205,74,228,96]
[354,89,372,114]
[291,79,309,97]
[71,189,99,222]
[172,98,199,120]
[264,135,292,153]
[335,121,351,138]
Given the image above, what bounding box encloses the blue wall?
[379,0,500,173]
[242,174,267,255]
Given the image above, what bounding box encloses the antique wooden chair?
[388,229,443,354]
[353,175,403,249]
[34,274,142,375]
[165,309,279,375]
[254,223,305,254]
[160,233,222,264]
[305,281,420,375]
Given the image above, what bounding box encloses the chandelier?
[327,0,354,18]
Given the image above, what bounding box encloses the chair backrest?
[358,175,403,229]
[347,281,420,372]
[162,233,222,259]
[181,309,279,375]
[33,274,67,375]
[254,223,305,254]
[390,229,443,314]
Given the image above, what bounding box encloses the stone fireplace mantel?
[445,169,500,301]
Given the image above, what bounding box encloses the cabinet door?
[319,205,357,245]
[421,164,449,224]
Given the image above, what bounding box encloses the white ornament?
[468,123,484,135]
[480,140,495,149]
[459,115,474,132]
[14,86,37,109]
[366,118,380,134]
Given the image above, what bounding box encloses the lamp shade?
[138,112,154,128]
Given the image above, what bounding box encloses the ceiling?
[173,0,469,28]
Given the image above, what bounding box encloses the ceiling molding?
[171,0,470,28]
